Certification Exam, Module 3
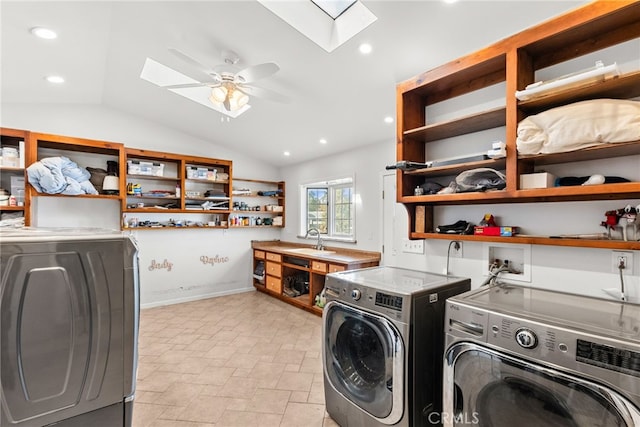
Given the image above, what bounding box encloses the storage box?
[474,226,518,237]
[10,176,24,196]
[520,172,556,189]
[186,166,215,180]
[127,160,164,177]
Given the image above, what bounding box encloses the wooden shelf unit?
[0,127,31,226]
[122,149,233,229]
[231,178,285,228]
[29,132,125,204]
[396,1,640,250]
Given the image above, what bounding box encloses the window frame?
[300,176,356,243]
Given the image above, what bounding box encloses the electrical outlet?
[402,238,424,254]
[612,251,633,275]
[451,241,463,258]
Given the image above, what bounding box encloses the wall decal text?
[200,255,230,267]
[149,259,173,272]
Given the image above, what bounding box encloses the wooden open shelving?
[395,1,640,250]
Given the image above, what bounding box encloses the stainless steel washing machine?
[323,266,470,426]
[444,283,640,427]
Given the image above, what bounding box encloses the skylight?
[258,0,377,53]
[311,0,356,19]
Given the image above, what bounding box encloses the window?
[301,177,355,240]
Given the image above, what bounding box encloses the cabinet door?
[266,252,282,262]
[266,261,281,278]
[266,276,282,293]
[312,261,327,273]
[329,264,346,273]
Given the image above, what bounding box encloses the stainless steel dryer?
[1,228,140,427]
[444,283,640,427]
[323,266,470,427]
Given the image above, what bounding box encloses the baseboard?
[140,287,255,309]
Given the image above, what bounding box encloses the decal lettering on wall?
[149,259,173,272]
[200,255,230,267]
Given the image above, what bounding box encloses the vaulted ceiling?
[1,1,584,166]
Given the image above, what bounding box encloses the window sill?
[296,235,356,244]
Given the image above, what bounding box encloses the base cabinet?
[251,242,380,316]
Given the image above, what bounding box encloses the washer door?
[323,301,404,424]
[443,342,640,427]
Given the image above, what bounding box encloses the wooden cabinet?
[396,1,640,250]
[121,149,232,229]
[251,242,381,316]
[0,128,31,226]
[230,178,285,228]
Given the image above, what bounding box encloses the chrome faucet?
[305,227,324,250]
[480,261,511,287]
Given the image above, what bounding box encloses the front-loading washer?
[323,266,470,426]
[444,283,640,427]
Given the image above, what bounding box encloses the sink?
[284,248,336,256]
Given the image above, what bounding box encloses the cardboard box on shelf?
[520,172,556,189]
[474,226,518,237]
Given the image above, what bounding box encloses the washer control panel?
[515,328,538,349]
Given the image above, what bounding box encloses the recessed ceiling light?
[319,138,327,144]
[30,27,57,39]
[359,43,373,55]
[384,116,394,124]
[45,75,65,84]
[283,151,291,156]
[443,0,458,4]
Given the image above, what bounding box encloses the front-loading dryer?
[444,283,640,427]
[323,266,470,426]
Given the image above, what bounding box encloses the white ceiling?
[1,1,586,167]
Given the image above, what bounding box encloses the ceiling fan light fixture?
[211,86,228,103]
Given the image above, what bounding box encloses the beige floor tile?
[280,402,326,427]
[218,376,259,399]
[135,292,330,427]
[132,402,170,427]
[275,371,315,392]
[175,395,230,423]
[154,382,204,406]
[216,410,283,427]
[288,391,309,403]
[224,353,261,370]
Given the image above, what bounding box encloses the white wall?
[279,139,393,252]
[2,104,281,307]
[281,142,640,303]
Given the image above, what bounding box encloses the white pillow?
[516,99,640,155]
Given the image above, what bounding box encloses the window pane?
[333,187,352,236]
[307,188,328,233]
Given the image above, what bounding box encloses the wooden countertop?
[251,240,381,265]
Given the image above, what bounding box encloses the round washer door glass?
[324,302,403,422]
[447,344,637,427]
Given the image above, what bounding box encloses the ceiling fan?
[165,47,288,113]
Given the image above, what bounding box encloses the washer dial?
[515,328,538,349]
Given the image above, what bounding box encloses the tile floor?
[133,290,339,427]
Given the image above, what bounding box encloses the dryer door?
[443,342,640,427]
[323,301,404,424]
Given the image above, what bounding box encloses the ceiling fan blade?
[168,47,223,81]
[168,47,211,72]
[165,82,219,90]
[235,62,280,83]
[237,84,290,104]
